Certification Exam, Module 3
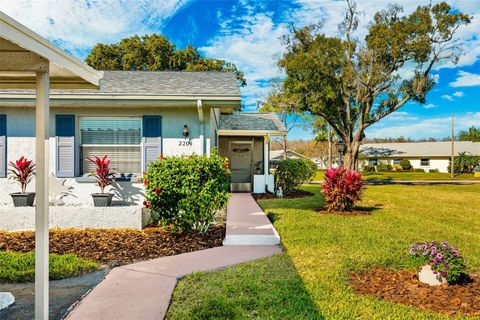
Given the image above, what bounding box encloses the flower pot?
[418,265,447,286]
[10,192,36,207]
[91,193,114,207]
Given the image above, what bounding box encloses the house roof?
[0,70,240,97]
[218,112,286,136]
[270,149,311,161]
[360,141,480,158]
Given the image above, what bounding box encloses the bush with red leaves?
[322,166,363,212]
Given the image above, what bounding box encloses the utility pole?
[451,113,455,178]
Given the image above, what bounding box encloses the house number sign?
[178,139,193,146]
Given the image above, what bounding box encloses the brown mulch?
[252,189,313,200]
[350,268,480,316]
[317,209,371,216]
[0,226,225,267]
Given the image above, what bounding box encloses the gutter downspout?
[264,133,270,192]
[197,99,204,155]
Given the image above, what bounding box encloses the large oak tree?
[277,1,470,170]
[85,34,246,86]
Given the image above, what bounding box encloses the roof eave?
[0,12,102,87]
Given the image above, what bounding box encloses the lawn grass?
[167,184,480,319]
[313,169,479,181]
[0,251,98,283]
[362,171,479,181]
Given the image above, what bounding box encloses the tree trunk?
[343,140,361,171]
[283,136,287,160]
[327,130,332,169]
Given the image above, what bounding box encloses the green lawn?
[167,184,480,319]
[0,251,98,283]
[362,171,479,181]
[313,169,479,181]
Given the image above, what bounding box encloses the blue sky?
[2,0,479,140]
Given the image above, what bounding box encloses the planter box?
[0,206,150,231]
[418,265,447,286]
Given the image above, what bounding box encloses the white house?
[360,141,480,172]
[0,14,286,208]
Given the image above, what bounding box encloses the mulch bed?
[252,189,313,200]
[317,209,371,216]
[0,226,225,267]
[350,268,480,316]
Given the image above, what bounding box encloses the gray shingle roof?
[219,112,286,132]
[360,141,480,157]
[0,71,240,96]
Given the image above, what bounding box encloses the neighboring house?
[0,15,286,206]
[269,149,312,165]
[360,141,480,173]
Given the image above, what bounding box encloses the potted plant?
[87,155,114,207]
[8,156,36,206]
[409,241,466,286]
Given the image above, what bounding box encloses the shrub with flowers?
[86,155,113,193]
[322,166,363,212]
[8,156,35,193]
[409,241,466,283]
[143,152,230,233]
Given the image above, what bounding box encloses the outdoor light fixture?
[336,139,345,153]
[183,125,189,138]
[336,139,345,166]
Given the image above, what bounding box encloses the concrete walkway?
[66,194,282,320]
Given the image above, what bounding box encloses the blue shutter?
[0,115,6,177]
[142,116,162,168]
[55,115,75,177]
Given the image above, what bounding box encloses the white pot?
[418,265,447,286]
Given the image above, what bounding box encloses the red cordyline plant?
[8,156,35,193]
[322,166,363,212]
[86,155,113,193]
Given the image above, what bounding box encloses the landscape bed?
[167,184,480,319]
[0,226,225,267]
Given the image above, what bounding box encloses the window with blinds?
[80,117,142,174]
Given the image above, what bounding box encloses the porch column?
[264,135,269,191]
[35,70,50,320]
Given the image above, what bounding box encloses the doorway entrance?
[229,141,253,192]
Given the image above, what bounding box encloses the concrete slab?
[223,193,280,245]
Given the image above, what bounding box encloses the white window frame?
[79,116,143,176]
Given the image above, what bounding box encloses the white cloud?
[367,112,480,139]
[385,112,419,121]
[424,104,438,109]
[449,71,480,87]
[0,0,193,58]
[442,95,454,101]
[453,91,464,97]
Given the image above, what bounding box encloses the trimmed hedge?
[144,153,230,233]
[400,159,412,171]
[275,159,316,195]
[376,163,393,172]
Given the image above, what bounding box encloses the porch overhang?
[1,12,101,319]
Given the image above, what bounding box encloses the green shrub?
[363,165,376,172]
[144,152,230,233]
[413,168,425,172]
[392,164,402,171]
[399,159,412,171]
[376,163,393,172]
[429,169,439,173]
[275,159,316,195]
[0,251,98,283]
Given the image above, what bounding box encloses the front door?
[229,142,252,192]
